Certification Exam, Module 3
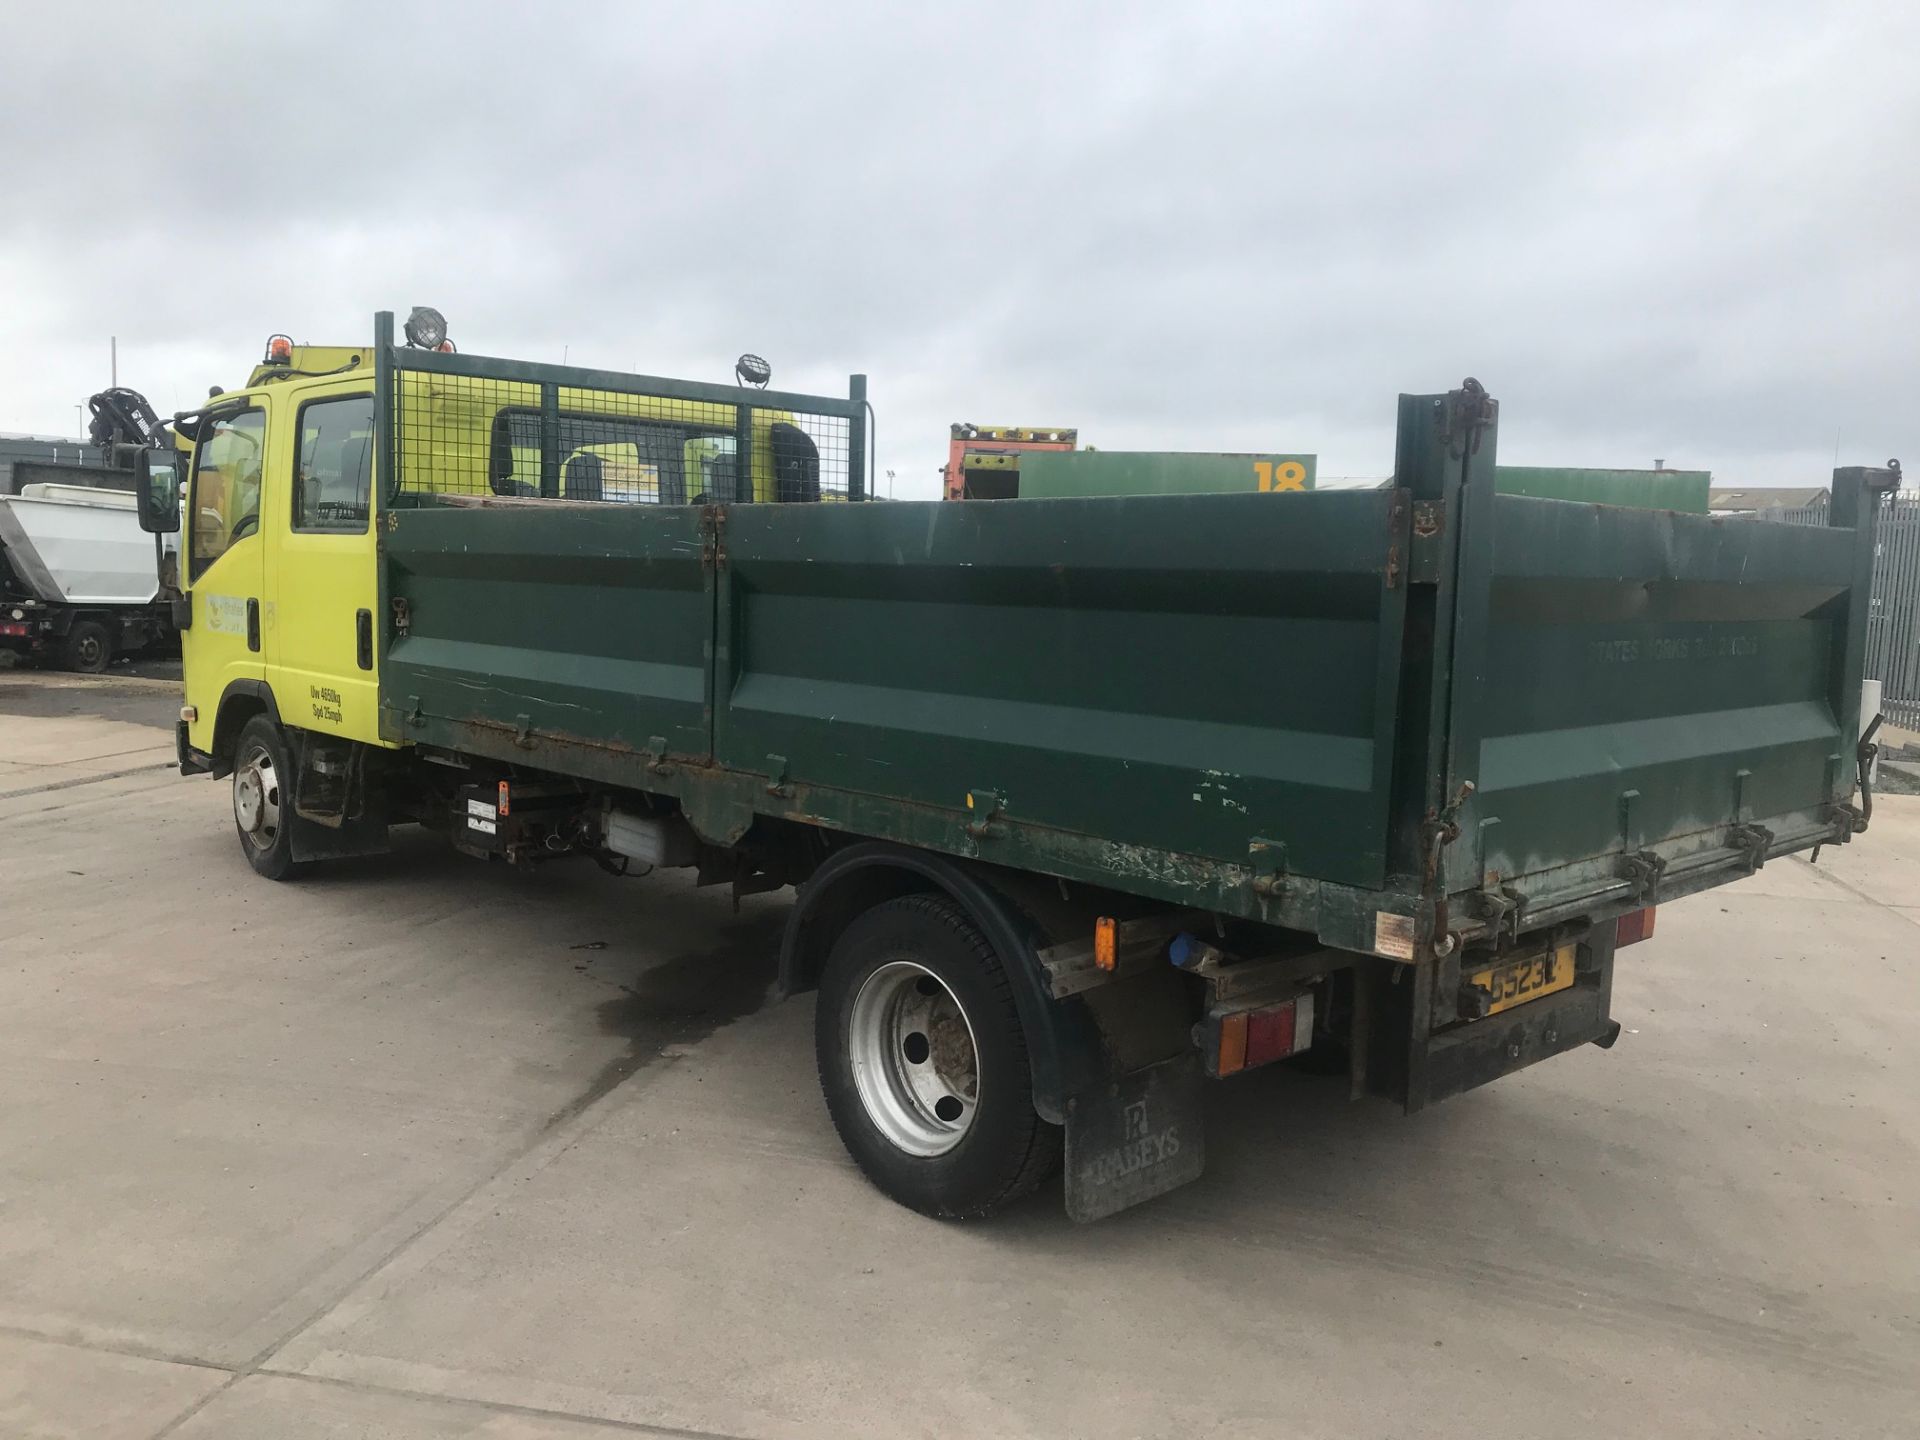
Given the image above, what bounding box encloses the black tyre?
[62,619,113,674]
[815,894,1061,1218]
[231,715,303,880]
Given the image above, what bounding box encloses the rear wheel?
[232,715,303,880]
[815,894,1061,1218]
[62,620,112,674]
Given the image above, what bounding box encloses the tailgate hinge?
[1618,848,1667,900]
[1726,822,1775,873]
[1470,882,1527,947]
[701,505,728,569]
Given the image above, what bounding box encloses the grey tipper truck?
[1,389,182,671]
[0,481,177,670]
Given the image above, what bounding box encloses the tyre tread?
[234,715,303,881]
[816,892,1062,1219]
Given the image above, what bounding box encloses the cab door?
[181,401,270,760]
[265,385,381,744]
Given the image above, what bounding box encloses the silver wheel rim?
[848,960,979,1157]
[74,634,103,667]
[232,743,282,852]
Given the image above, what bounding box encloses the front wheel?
[815,894,1061,1218]
[231,715,303,880]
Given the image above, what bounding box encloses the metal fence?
[1763,496,1920,732]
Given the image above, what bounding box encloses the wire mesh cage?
[382,340,860,509]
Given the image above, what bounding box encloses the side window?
[189,407,267,579]
[293,393,376,532]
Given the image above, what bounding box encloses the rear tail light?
[1615,906,1657,948]
[1247,1004,1302,1065]
[1202,993,1314,1077]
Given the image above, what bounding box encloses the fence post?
[848,374,867,501]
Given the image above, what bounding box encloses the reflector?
[1615,907,1657,948]
[1216,1012,1249,1076]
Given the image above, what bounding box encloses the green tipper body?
[372,347,1887,960]
[1495,466,1711,513]
[1015,450,1317,498]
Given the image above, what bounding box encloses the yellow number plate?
[1471,944,1576,1016]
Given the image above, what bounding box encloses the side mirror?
[135,448,181,534]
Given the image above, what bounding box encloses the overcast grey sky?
[2,2,1914,496]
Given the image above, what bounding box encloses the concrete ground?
[1,671,1916,1440]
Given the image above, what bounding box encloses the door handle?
[246,598,260,652]
[356,608,373,670]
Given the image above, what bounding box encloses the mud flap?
[288,806,389,863]
[1063,1054,1206,1223]
[284,731,389,863]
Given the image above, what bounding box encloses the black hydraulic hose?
[1858,712,1883,829]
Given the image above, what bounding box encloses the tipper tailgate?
[1439,481,1883,912]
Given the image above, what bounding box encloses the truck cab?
[171,367,383,758]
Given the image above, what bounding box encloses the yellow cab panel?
[263,374,382,746]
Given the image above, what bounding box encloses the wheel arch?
[54,608,114,637]
[781,842,1101,1123]
[209,680,281,779]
